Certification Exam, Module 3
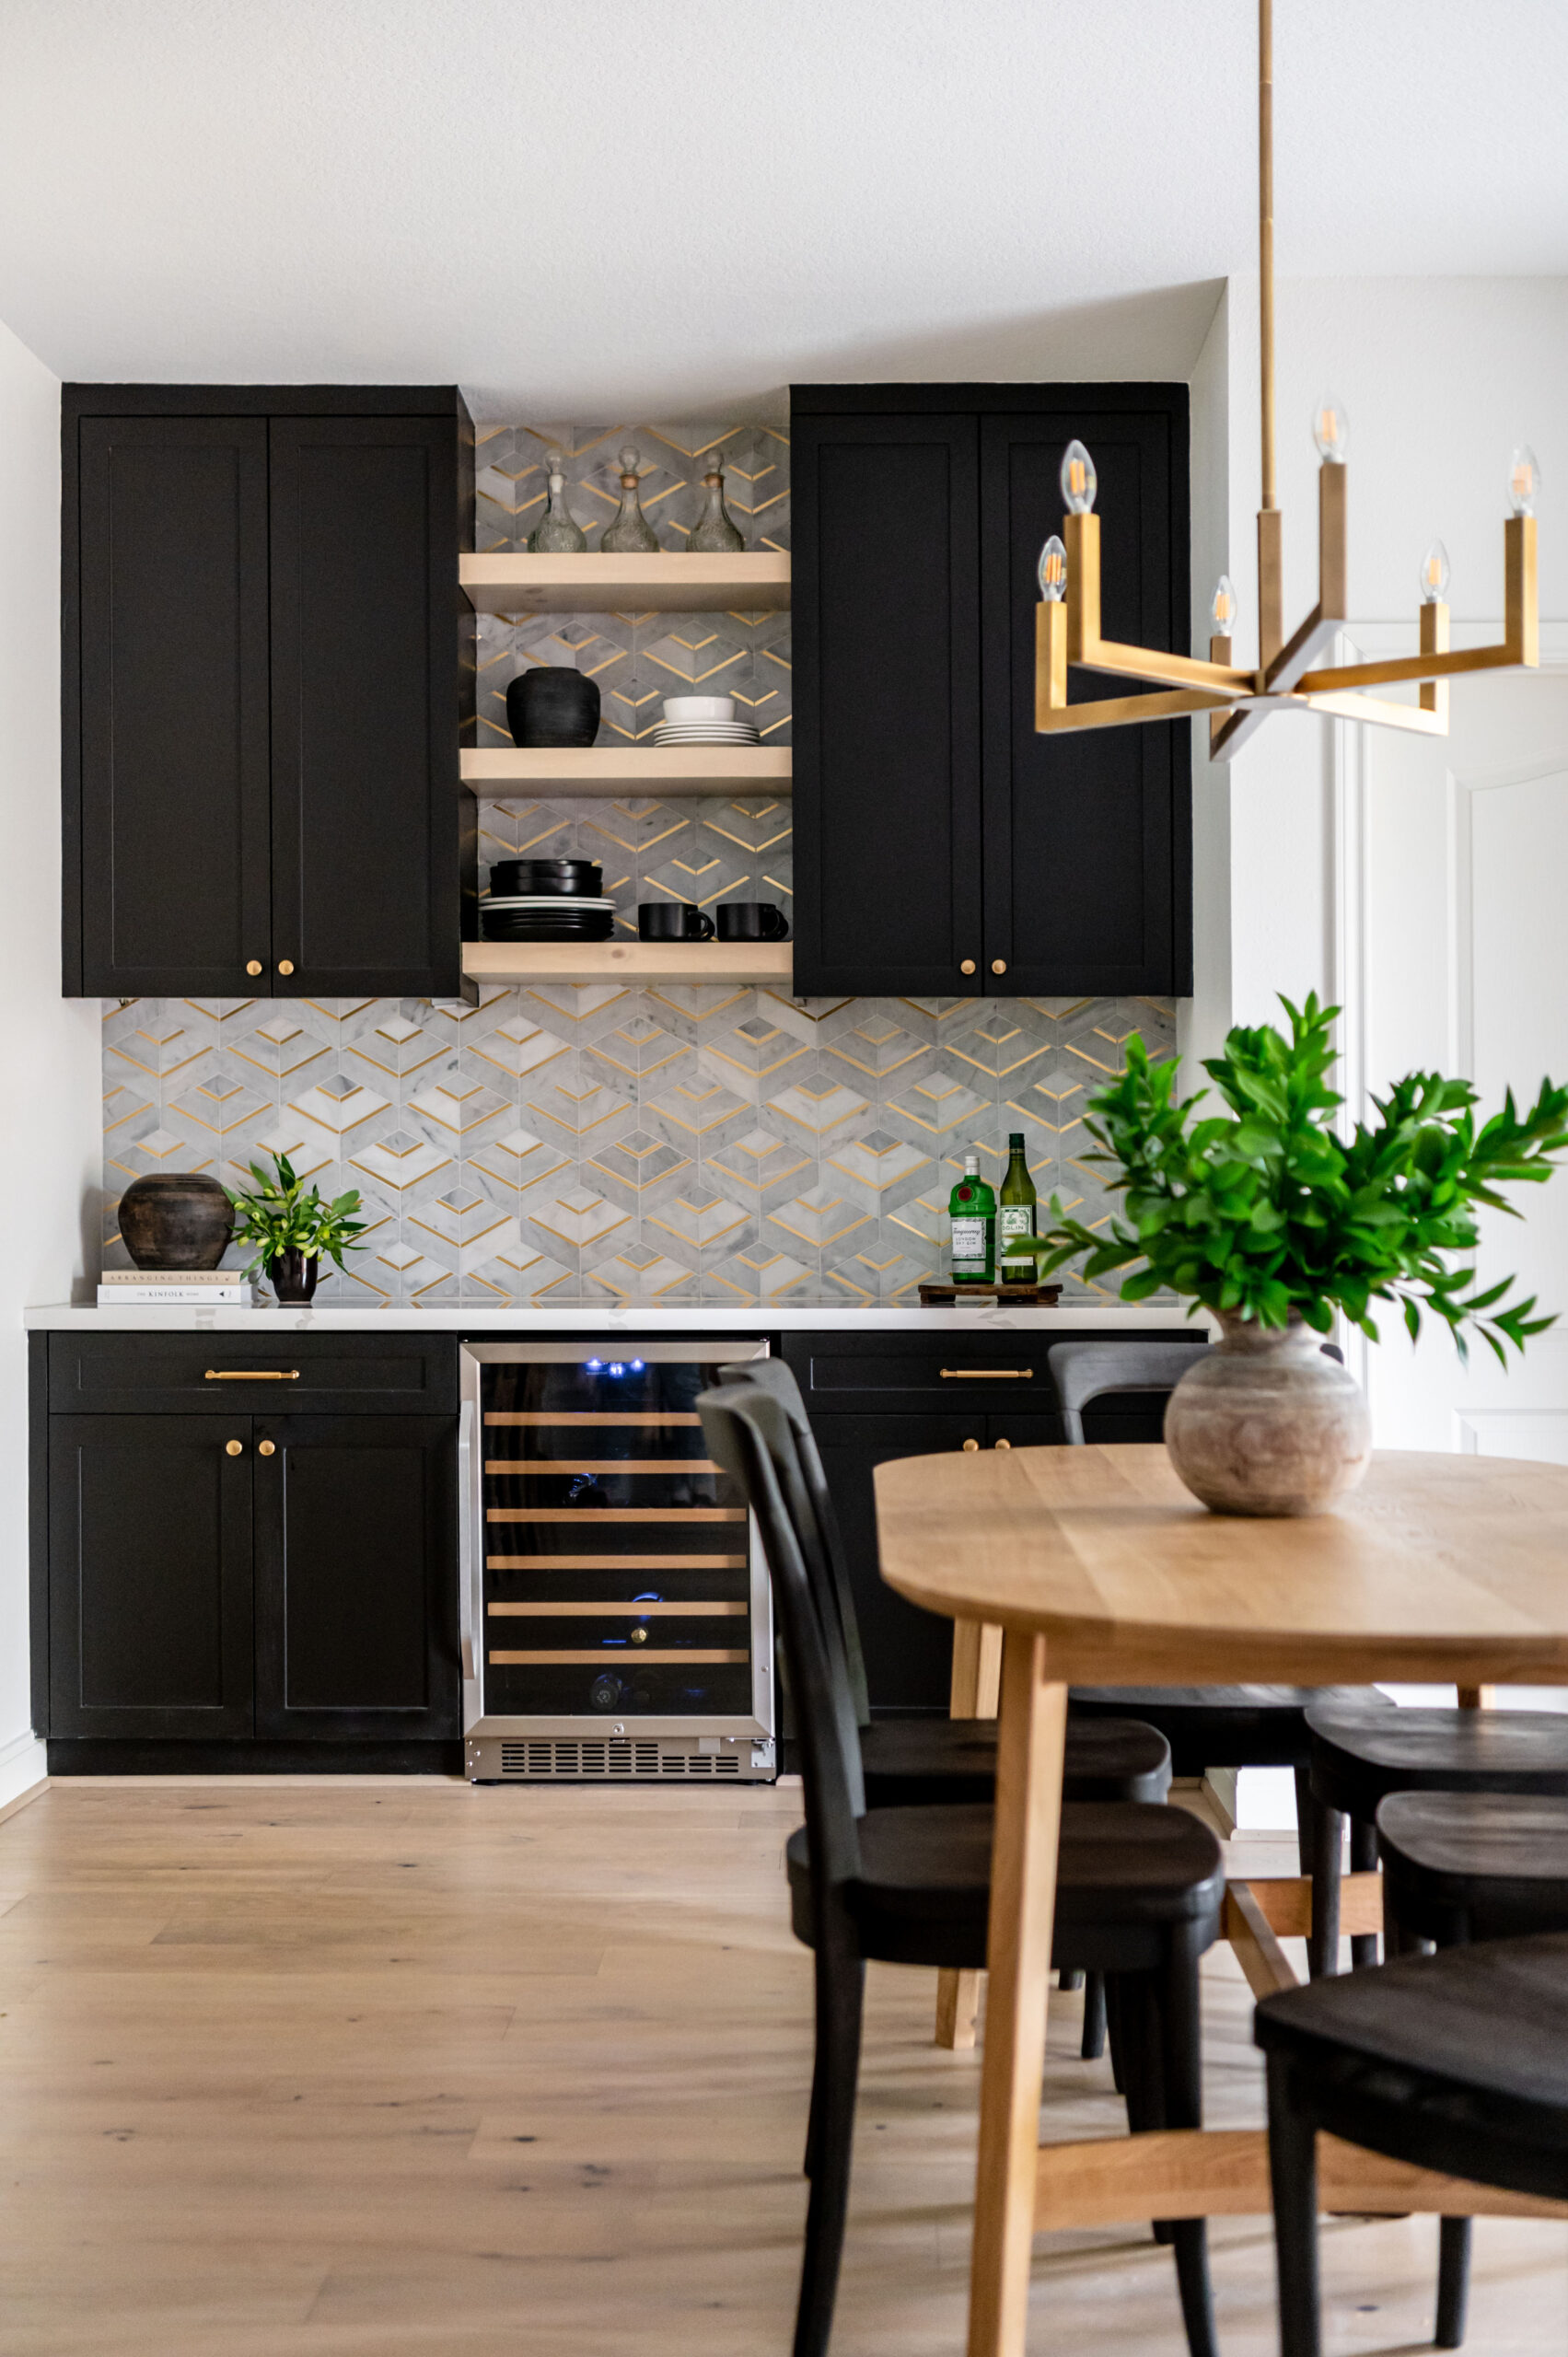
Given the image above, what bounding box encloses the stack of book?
[98,1268,258,1307]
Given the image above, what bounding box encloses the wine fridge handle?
[459,1397,478,1682]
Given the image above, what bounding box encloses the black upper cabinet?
[75,416,273,997]
[791,414,982,996]
[791,384,1191,999]
[64,386,473,1001]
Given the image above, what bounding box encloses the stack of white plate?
[653,693,760,749]
[652,722,761,746]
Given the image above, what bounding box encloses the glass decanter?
[599,447,659,552]
[528,453,587,552]
[688,457,745,552]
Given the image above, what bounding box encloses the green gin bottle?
[947,1153,995,1283]
[997,1132,1037,1284]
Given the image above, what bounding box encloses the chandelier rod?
[1259,0,1276,513]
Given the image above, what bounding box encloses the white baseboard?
[0,1729,47,1822]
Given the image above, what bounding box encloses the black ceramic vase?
[267,1248,320,1305]
[118,1172,235,1270]
[506,666,600,749]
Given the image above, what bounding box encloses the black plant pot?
[506,666,600,749]
[267,1248,320,1305]
[118,1172,235,1270]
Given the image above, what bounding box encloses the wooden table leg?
[936,1619,1005,2050]
[967,1632,1068,2357]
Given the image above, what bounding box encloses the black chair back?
[699,1384,866,1895]
[1048,1340,1210,1445]
[718,1356,873,1728]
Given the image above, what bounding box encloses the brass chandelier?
[1034,0,1540,761]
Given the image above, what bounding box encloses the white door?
[1354,659,1568,1462]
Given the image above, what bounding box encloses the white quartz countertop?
[27,1301,1203,1336]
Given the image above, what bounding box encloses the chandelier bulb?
[1509,446,1541,517]
[1418,540,1451,606]
[1037,535,1067,602]
[1312,392,1349,464]
[1059,439,1098,516]
[1210,575,1239,632]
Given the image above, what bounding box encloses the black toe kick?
[46,1738,466,1778]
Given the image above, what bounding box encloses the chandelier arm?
[1300,690,1448,736]
[1260,460,1348,692]
[1036,686,1237,736]
[1298,517,1538,692]
[1059,512,1250,693]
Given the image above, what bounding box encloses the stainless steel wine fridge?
[459,1341,776,1782]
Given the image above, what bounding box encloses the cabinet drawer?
[782,1332,1056,1413]
[49,1333,458,1415]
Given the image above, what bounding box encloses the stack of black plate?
[481,858,615,943]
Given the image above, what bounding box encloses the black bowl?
[490,858,603,899]
[506,667,600,749]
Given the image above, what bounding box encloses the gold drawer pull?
[205,1369,301,1381]
[940,1367,1034,1380]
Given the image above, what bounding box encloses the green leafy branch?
[226,1151,367,1279]
[1010,993,1568,1364]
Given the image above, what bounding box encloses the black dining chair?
[1304,1698,1568,1978]
[1257,1930,1568,2356]
[699,1377,1227,2357]
[717,1355,1173,1811]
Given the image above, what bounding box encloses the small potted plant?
[1019,994,1568,1516]
[226,1151,367,1305]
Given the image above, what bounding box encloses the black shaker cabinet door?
[268,416,462,998]
[807,1413,984,1714]
[252,1416,459,1741]
[980,408,1191,996]
[791,415,982,996]
[74,417,272,996]
[48,1416,254,1738]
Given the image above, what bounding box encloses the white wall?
[0,317,99,1805]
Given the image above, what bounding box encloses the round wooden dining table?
[874,1441,1568,2357]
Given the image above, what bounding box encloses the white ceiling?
[0,0,1563,419]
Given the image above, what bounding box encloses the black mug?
[638,901,714,942]
[715,901,790,942]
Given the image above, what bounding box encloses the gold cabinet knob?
[959,958,977,977]
[994,1438,1012,1450]
[245,960,262,977]
[992,958,1007,975]
[277,959,295,977]
[258,1439,276,1457]
[629,1625,648,1644]
[226,1439,244,1457]
[962,1437,980,1451]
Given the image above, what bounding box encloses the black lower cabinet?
[39,1353,461,1771]
[253,1416,458,1740]
[811,1413,980,1714]
[49,1414,254,1739]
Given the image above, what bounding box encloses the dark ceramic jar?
[506,666,600,749]
[118,1172,235,1270]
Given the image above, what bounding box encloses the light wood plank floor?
[0,1778,1562,2354]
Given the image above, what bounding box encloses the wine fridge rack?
[459,1341,776,1782]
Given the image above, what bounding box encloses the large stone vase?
[1164,1312,1371,1516]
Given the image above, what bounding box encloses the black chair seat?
[1308,1701,1568,1816]
[1378,1788,1568,1945]
[1072,1685,1388,1775]
[787,1801,1225,1971]
[1260,1932,1568,2192]
[860,1712,1171,1810]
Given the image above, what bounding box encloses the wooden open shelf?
[460,746,791,797]
[462,939,793,988]
[460,552,791,615]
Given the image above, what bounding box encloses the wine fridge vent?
[474,1736,776,1782]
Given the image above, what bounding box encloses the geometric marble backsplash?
[99,416,1175,1306]
[100,987,1176,1307]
